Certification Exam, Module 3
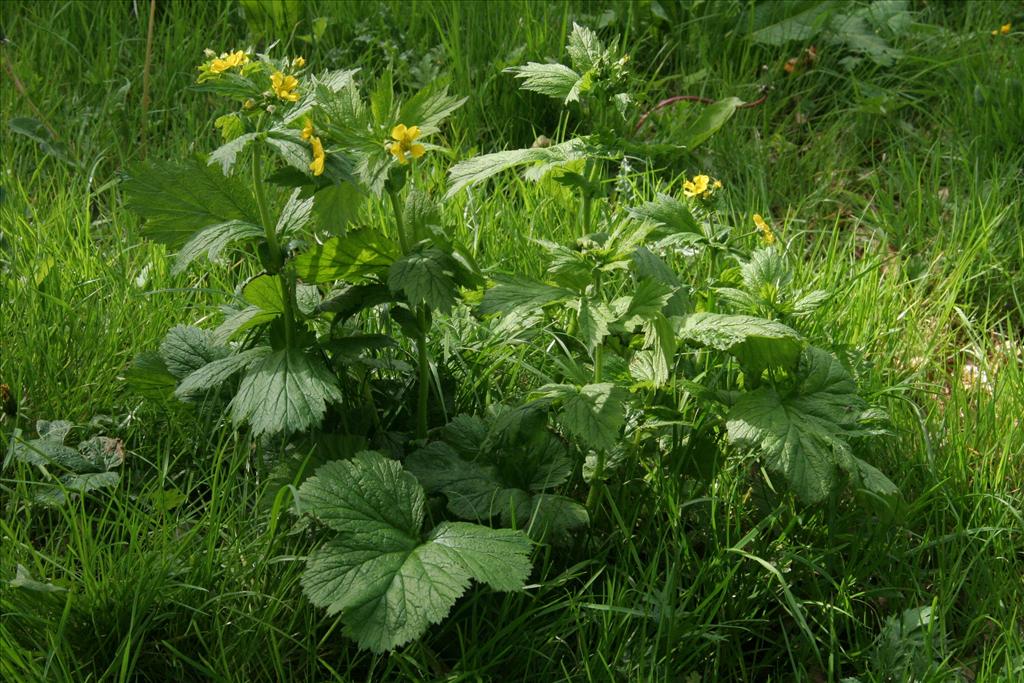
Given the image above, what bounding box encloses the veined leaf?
[299,452,531,652]
[293,230,396,284]
[243,274,286,314]
[397,83,467,136]
[629,193,700,236]
[534,382,627,451]
[478,276,573,315]
[159,326,229,379]
[446,138,590,198]
[213,305,278,342]
[208,133,257,175]
[124,160,259,249]
[578,297,613,353]
[230,349,343,436]
[276,188,316,237]
[175,347,271,399]
[265,132,311,174]
[680,312,803,376]
[566,22,605,74]
[388,246,458,313]
[505,62,583,103]
[172,220,263,275]
[726,346,866,503]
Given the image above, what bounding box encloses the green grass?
[2,1,1023,680]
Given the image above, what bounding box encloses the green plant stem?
[580,158,599,238]
[415,307,430,440]
[252,138,297,348]
[388,187,410,254]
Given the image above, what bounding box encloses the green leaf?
[243,274,286,314]
[124,160,259,248]
[265,132,312,174]
[726,347,866,503]
[507,493,588,544]
[538,383,627,451]
[281,67,360,125]
[478,276,573,315]
[311,182,364,234]
[750,1,836,45]
[299,452,531,652]
[159,326,229,379]
[578,297,613,353]
[230,349,343,436]
[566,23,605,73]
[293,230,396,284]
[214,113,245,142]
[175,347,271,399]
[276,188,315,237]
[123,351,178,399]
[446,138,590,198]
[679,97,742,150]
[397,83,467,136]
[34,471,120,506]
[208,133,257,175]
[505,62,583,103]
[680,312,803,377]
[213,305,278,342]
[629,193,700,236]
[172,220,264,275]
[388,246,458,313]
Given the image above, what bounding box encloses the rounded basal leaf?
[298,452,531,652]
[726,347,869,503]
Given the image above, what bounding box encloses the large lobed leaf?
[726,346,869,503]
[123,160,259,249]
[230,349,343,437]
[299,452,532,652]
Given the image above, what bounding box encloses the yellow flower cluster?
[682,174,723,199]
[992,23,1011,36]
[301,119,325,176]
[753,214,776,245]
[388,124,426,164]
[270,71,300,102]
[196,50,249,82]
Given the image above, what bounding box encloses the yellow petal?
[301,119,314,140]
[292,56,306,67]
[405,125,421,141]
[391,124,407,140]
[410,143,426,159]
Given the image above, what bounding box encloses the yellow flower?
[270,71,300,102]
[210,50,248,73]
[309,136,325,176]
[682,174,710,198]
[1000,22,1011,34]
[753,214,776,245]
[292,56,306,67]
[713,179,723,190]
[388,123,426,164]
[243,98,256,110]
[301,118,314,141]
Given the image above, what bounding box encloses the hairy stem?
[252,136,297,348]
